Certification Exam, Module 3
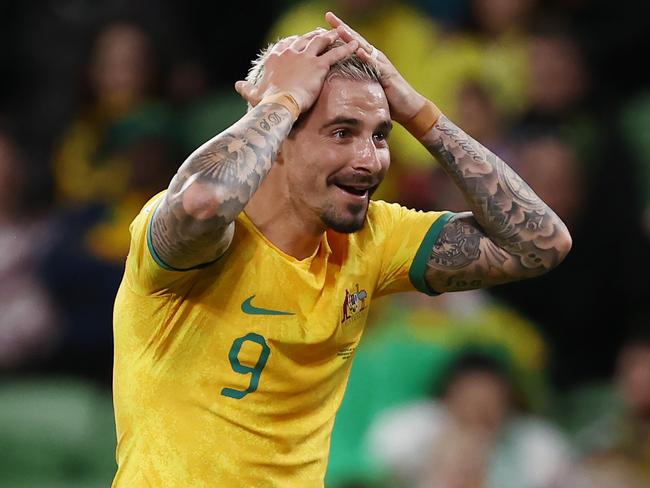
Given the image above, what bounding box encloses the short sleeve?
[124,191,206,295]
[370,201,454,297]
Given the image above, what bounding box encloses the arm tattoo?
[151,103,294,269]
[429,218,482,269]
[421,116,571,290]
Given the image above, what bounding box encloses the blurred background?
[0,0,649,486]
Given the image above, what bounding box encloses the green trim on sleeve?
[408,212,455,296]
[146,204,222,272]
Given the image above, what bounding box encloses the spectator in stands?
[572,328,650,487]
[53,21,156,207]
[429,0,537,119]
[619,91,650,238]
[40,23,168,382]
[0,128,58,368]
[367,350,574,488]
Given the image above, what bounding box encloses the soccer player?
[112,12,571,487]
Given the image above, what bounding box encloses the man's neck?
[245,186,325,261]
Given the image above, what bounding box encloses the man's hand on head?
[325,11,427,124]
[235,29,358,115]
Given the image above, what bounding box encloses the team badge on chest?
[341,284,368,324]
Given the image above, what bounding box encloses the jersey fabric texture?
[112,191,452,487]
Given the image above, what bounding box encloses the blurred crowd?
[0,0,649,486]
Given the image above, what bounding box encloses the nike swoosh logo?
[241,295,294,316]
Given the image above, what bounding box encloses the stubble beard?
[320,200,369,233]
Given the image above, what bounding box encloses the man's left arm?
[327,11,572,292]
[419,117,572,292]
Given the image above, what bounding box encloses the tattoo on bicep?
[428,219,482,269]
[151,203,231,266]
[426,220,513,291]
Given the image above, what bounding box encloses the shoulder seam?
[408,212,455,296]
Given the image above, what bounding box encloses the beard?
[320,199,369,233]
[318,177,380,233]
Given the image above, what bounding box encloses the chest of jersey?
[113,197,445,486]
[155,221,377,410]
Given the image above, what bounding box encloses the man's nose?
[353,137,382,173]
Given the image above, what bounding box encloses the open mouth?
[335,184,369,197]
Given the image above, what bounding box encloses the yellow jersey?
[112,191,451,487]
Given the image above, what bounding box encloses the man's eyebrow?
[377,120,393,132]
[322,117,394,131]
[322,117,361,128]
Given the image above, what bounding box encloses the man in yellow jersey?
[112,12,572,487]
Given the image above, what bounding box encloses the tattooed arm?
[326,13,571,292]
[150,103,294,269]
[420,116,572,292]
[150,29,358,269]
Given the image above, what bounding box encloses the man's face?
[445,371,510,434]
[280,77,391,233]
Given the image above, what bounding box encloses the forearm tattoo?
[421,116,571,291]
[151,103,294,269]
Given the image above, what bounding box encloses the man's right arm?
[149,28,358,270]
[150,102,294,270]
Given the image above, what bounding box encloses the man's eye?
[333,129,349,138]
[374,132,387,142]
